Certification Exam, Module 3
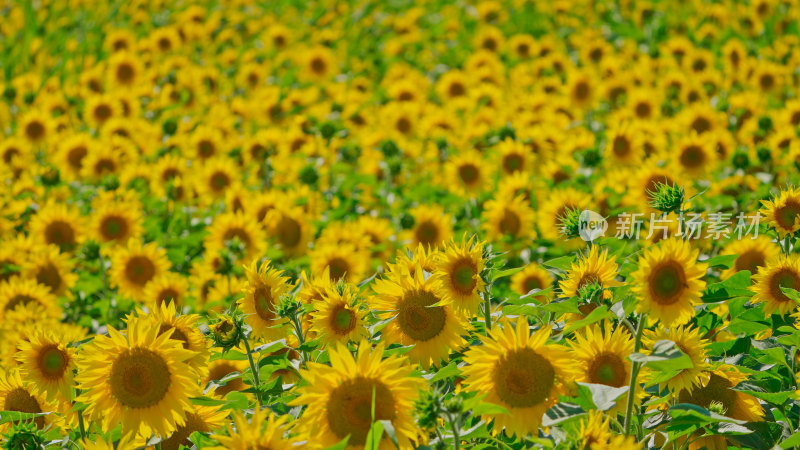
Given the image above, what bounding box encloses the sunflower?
[17,110,51,146]
[371,265,468,369]
[204,212,266,264]
[432,236,486,314]
[405,204,453,249]
[289,342,423,448]
[537,187,593,242]
[355,215,395,260]
[445,150,486,197]
[605,123,643,166]
[90,200,143,247]
[510,263,553,302]
[135,301,210,373]
[576,411,638,449]
[631,238,707,326]
[461,317,575,437]
[570,323,639,414]
[28,202,84,252]
[186,126,225,162]
[109,240,171,299]
[265,206,313,257]
[21,244,77,297]
[750,255,800,316]
[84,94,122,129]
[211,408,299,450]
[0,369,58,430]
[76,317,199,437]
[761,187,800,237]
[309,282,369,346]
[559,246,621,299]
[672,132,716,178]
[15,329,75,402]
[0,278,61,322]
[204,359,248,398]
[495,138,529,175]
[566,70,595,110]
[240,259,292,341]
[719,236,780,280]
[386,243,440,279]
[107,52,142,88]
[159,405,228,450]
[482,195,536,242]
[141,272,189,309]
[309,243,370,284]
[677,365,763,421]
[642,326,710,393]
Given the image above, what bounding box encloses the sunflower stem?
[77,406,87,441]
[623,313,647,436]
[482,291,492,334]
[241,332,263,406]
[447,413,460,450]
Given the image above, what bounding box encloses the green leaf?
[541,255,575,271]
[542,402,585,427]
[575,383,629,411]
[324,436,350,450]
[780,430,800,449]
[0,410,51,425]
[223,391,250,410]
[703,254,739,269]
[364,420,384,450]
[491,266,524,280]
[668,403,746,425]
[732,388,795,405]
[780,286,800,304]
[472,401,510,416]
[427,362,460,382]
[189,431,219,448]
[564,305,611,333]
[702,271,753,302]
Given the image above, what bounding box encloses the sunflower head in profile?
[559,245,621,299]
[405,204,454,249]
[15,329,76,403]
[240,259,292,341]
[309,281,369,346]
[761,187,800,237]
[431,236,486,314]
[288,342,423,448]
[0,369,60,431]
[677,365,763,422]
[750,255,800,317]
[461,317,575,437]
[109,240,171,299]
[75,317,199,437]
[631,238,707,326]
[371,264,468,369]
[642,326,710,394]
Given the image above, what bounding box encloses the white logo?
[579,210,608,242]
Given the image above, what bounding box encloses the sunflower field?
[5,0,800,448]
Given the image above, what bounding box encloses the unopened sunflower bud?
[210,314,242,350]
[558,206,583,239]
[647,181,684,214]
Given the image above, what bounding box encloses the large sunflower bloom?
[750,255,800,316]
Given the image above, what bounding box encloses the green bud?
[558,206,583,239]
[647,181,684,214]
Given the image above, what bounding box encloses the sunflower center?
[277,216,302,248]
[735,250,766,274]
[116,63,135,84]
[499,209,521,236]
[450,260,477,294]
[327,257,350,281]
[110,348,171,409]
[310,57,327,75]
[253,286,276,321]
[448,81,465,97]
[775,200,800,230]
[25,121,45,141]
[331,304,356,334]
[613,136,631,157]
[397,289,447,341]
[198,140,215,157]
[648,261,686,305]
[415,221,439,247]
[100,215,129,241]
[157,288,181,307]
[67,145,87,169]
[326,377,396,446]
[223,227,252,248]
[678,373,735,416]
[161,411,207,450]
[44,220,76,251]
[396,117,411,134]
[691,117,711,134]
[159,324,190,349]
[588,352,627,387]
[36,263,63,292]
[4,388,44,428]
[94,104,112,122]
[492,347,555,408]
[759,74,775,91]
[37,344,68,379]
[210,172,230,191]
[524,276,543,293]
[768,268,800,303]
[577,273,600,291]
[503,153,523,173]
[680,145,705,169]
[6,294,36,311]
[574,81,590,102]
[458,163,480,185]
[635,101,652,119]
[125,256,156,286]
[208,363,244,396]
